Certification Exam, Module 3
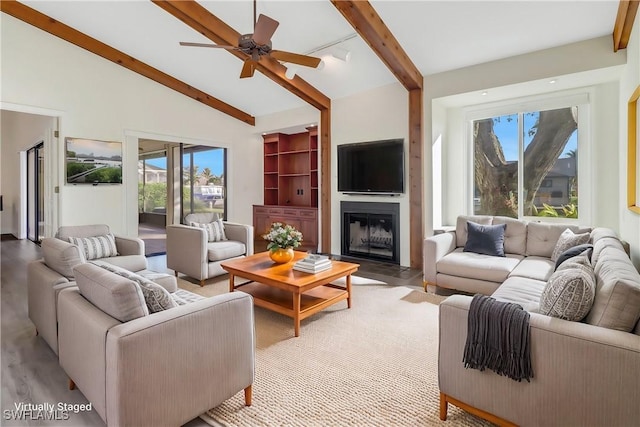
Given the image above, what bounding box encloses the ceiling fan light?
[331,47,351,62]
[285,67,297,79]
[316,59,326,71]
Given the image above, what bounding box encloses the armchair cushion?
[190,218,227,242]
[41,237,85,279]
[91,261,177,313]
[74,263,148,323]
[207,241,246,262]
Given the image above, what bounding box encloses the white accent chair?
[58,263,255,427]
[166,213,254,286]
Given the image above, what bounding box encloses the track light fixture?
[331,47,352,62]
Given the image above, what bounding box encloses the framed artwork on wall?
[65,137,123,185]
[628,85,640,214]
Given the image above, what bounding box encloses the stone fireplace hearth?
[340,201,400,264]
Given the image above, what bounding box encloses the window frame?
[464,91,592,223]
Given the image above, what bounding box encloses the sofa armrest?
[224,222,254,256]
[105,292,255,427]
[166,224,208,280]
[423,231,456,284]
[438,295,640,426]
[113,235,145,257]
[27,260,75,354]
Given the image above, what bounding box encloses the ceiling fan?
[179,0,321,79]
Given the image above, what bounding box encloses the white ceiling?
[21,1,619,118]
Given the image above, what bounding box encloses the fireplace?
[341,201,400,264]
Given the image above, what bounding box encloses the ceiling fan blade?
[180,42,237,49]
[240,60,256,79]
[252,14,279,45]
[271,50,321,68]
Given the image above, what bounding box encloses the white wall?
[0,110,57,236]
[618,22,640,267]
[1,15,260,236]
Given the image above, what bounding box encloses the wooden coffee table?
[221,251,359,337]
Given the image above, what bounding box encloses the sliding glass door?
[26,142,45,243]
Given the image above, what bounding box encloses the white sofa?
[425,215,640,426]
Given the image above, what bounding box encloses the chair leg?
[35,328,38,336]
[439,392,448,421]
[244,385,252,406]
[174,271,178,277]
[69,378,76,390]
[200,279,205,287]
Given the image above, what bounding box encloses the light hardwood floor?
[0,239,208,427]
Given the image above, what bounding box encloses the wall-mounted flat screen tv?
[337,138,405,194]
[65,137,123,184]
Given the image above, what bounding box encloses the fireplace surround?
[340,201,400,264]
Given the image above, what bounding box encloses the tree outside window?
[473,106,578,219]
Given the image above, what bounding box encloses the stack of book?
[293,254,332,274]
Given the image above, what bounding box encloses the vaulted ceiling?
[9,0,625,121]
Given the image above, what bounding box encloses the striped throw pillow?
[190,219,227,242]
[68,233,118,260]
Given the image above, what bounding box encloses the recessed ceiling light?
[481,91,488,96]
[549,79,557,84]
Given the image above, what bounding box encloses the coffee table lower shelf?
[235,282,349,335]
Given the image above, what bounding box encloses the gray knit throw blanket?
[463,294,533,382]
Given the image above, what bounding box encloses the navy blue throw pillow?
[463,221,507,257]
[554,243,594,271]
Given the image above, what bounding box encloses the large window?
[182,145,226,220]
[472,105,580,219]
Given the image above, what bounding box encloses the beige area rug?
[177,276,491,427]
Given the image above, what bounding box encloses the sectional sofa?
[424,215,640,426]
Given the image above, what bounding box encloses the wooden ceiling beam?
[152,0,330,111]
[0,0,255,125]
[330,0,422,91]
[613,0,639,51]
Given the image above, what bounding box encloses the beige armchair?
[167,213,254,286]
[28,224,167,354]
[57,263,255,427]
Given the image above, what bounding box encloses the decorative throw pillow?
[554,244,594,271]
[90,261,177,313]
[68,233,118,260]
[550,228,590,262]
[463,221,507,257]
[190,218,227,242]
[540,253,596,321]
